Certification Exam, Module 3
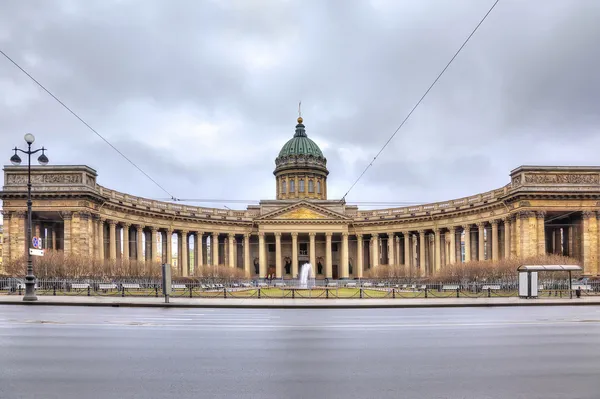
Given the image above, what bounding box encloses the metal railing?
[2,277,598,299]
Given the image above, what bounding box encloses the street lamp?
[10,134,49,301]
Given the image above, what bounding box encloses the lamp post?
[10,133,49,302]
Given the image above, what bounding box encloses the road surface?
[0,305,599,399]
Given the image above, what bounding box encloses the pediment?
[257,201,350,222]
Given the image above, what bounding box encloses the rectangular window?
[299,179,305,193]
[332,243,338,252]
[299,243,308,256]
[290,180,295,193]
[317,181,321,194]
[308,180,314,193]
[268,244,275,252]
[281,180,286,194]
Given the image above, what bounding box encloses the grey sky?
[1,0,600,211]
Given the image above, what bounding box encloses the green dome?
[277,119,325,160]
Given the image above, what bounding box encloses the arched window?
[281,179,286,194]
[308,180,314,193]
[299,179,305,193]
[317,181,321,194]
[290,180,295,193]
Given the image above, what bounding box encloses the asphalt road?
[0,305,599,399]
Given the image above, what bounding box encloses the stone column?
[395,236,401,267]
[309,232,316,268]
[291,232,298,278]
[228,233,236,268]
[212,233,219,265]
[61,211,73,255]
[463,225,471,262]
[325,232,333,278]
[166,229,173,266]
[582,211,597,275]
[356,234,364,278]
[98,217,105,261]
[536,211,546,256]
[341,232,349,278]
[385,233,393,265]
[477,222,485,261]
[108,220,117,260]
[258,232,266,277]
[243,233,251,277]
[1,211,11,261]
[150,227,158,264]
[403,232,410,274]
[418,230,426,276]
[448,227,456,264]
[275,232,282,277]
[180,231,188,276]
[504,218,511,259]
[52,227,57,251]
[491,220,499,261]
[372,234,379,267]
[136,225,144,262]
[434,228,441,273]
[197,232,204,270]
[122,223,130,261]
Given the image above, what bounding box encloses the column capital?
[476,222,485,228]
[462,224,470,231]
[136,224,145,230]
[212,232,219,237]
[325,232,332,237]
[342,232,349,237]
[80,211,91,220]
[258,232,265,237]
[432,227,440,233]
[243,232,251,239]
[309,232,316,237]
[180,230,189,235]
[274,232,282,238]
[418,229,425,235]
[150,226,159,232]
[92,213,102,221]
[401,230,410,235]
[490,219,499,226]
[122,222,131,228]
[196,231,204,236]
[446,226,456,232]
[60,211,72,220]
[356,233,363,239]
[503,216,511,224]
[290,232,298,237]
[582,210,595,220]
[387,232,394,238]
[228,232,235,238]
[536,210,546,219]
[107,219,118,226]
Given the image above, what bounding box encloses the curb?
[1,299,598,309]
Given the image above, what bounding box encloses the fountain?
[298,263,315,289]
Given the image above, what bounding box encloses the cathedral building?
[1,117,600,277]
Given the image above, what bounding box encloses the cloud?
[1,0,600,211]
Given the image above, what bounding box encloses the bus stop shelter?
[517,264,582,299]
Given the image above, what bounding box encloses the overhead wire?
[0,49,178,201]
[340,0,501,202]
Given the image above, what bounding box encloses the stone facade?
[2,164,600,277]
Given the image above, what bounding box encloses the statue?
[253,257,259,274]
[284,257,292,274]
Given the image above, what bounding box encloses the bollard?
[155,286,158,298]
[392,288,396,299]
[87,286,91,297]
[326,288,329,299]
[223,287,227,299]
[425,287,428,298]
[576,287,581,298]
[488,287,491,298]
[292,289,295,299]
[258,287,261,299]
[189,287,193,298]
[360,287,363,299]
[53,285,56,296]
[456,287,460,298]
[122,286,125,297]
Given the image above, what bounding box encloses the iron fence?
[1,276,598,299]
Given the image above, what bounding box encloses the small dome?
[276,120,325,160]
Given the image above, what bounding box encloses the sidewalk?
[1,295,600,308]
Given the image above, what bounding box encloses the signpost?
[30,237,44,256]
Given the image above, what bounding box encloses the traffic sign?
[29,248,44,257]
[32,237,39,249]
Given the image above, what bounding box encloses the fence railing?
[1,277,598,299]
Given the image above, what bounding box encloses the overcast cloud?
[1,0,600,211]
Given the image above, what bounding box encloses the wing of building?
[1,117,600,277]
